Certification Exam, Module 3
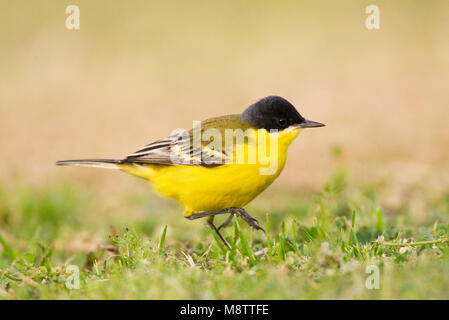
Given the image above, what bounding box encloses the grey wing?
[122,131,227,167]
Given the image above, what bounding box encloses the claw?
[248,219,266,234]
[231,208,265,234]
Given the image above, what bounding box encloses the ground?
[1,158,449,299]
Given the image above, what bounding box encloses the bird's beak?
[298,119,325,128]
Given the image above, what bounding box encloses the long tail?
[55,159,122,170]
[56,158,155,180]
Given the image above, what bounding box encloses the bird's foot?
[229,208,265,234]
[185,207,265,247]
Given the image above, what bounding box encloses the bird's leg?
[217,214,234,231]
[186,208,230,220]
[206,218,231,249]
[187,209,232,248]
[187,207,265,234]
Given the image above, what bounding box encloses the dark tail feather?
[55,159,123,169]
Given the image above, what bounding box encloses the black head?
[242,96,324,131]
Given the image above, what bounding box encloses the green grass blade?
[277,234,286,261]
[376,209,385,233]
[0,232,17,261]
[158,225,167,255]
[266,213,273,256]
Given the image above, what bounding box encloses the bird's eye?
[278,119,287,126]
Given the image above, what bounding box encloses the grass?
[1,165,449,299]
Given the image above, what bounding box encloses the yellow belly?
[120,128,301,216]
[151,163,284,215]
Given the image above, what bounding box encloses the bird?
[56,96,325,248]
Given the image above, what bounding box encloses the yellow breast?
[121,127,301,216]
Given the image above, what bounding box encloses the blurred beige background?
[1,0,449,195]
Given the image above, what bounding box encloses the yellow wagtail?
[57,96,324,247]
